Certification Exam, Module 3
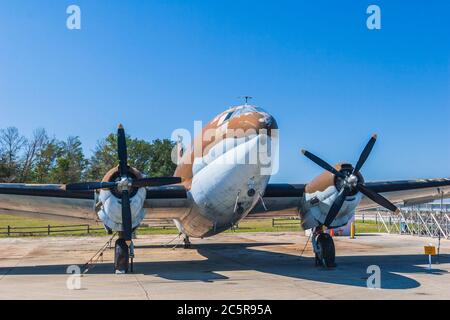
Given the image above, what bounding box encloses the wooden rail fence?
[0,224,106,237]
[0,219,177,237]
[271,217,301,228]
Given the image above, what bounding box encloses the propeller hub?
[346,174,359,188]
[117,176,132,192]
[339,172,361,196]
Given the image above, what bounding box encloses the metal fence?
[358,208,450,239]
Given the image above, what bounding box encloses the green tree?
[86,133,154,179]
[148,139,177,177]
[50,136,87,184]
[86,134,176,179]
[0,126,176,183]
[86,134,119,180]
[32,139,60,183]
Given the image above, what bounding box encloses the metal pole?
[437,233,441,264]
[375,212,378,226]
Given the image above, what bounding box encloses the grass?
[354,220,380,233]
[0,213,65,228]
[229,218,301,233]
[0,213,380,238]
[0,213,105,237]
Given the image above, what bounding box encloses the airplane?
[1,103,449,273]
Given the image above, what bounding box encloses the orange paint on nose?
[174,106,278,187]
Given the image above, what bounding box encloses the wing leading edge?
[0,183,188,222]
[251,178,450,216]
[360,178,450,209]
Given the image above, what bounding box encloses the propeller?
[301,134,399,227]
[65,124,181,242]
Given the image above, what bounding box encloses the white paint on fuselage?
[188,135,271,231]
[192,135,255,176]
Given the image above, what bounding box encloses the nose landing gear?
[311,227,336,268]
[114,235,135,274]
[114,238,129,273]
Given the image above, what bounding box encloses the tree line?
[0,127,177,184]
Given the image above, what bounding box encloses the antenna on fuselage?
[238,96,253,106]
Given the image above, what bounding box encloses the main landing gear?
[114,233,135,274]
[311,227,336,268]
[183,235,192,249]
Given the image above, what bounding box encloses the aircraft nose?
[258,112,278,131]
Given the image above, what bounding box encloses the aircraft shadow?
[1,242,448,289]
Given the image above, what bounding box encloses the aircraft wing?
[0,183,188,222]
[249,184,305,217]
[359,178,450,209]
[250,178,450,216]
[1,178,449,221]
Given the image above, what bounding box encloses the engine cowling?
[97,166,147,232]
[299,163,362,229]
[299,135,400,230]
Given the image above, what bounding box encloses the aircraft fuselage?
[173,105,278,238]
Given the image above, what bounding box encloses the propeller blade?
[132,177,182,188]
[357,184,399,213]
[301,150,346,179]
[121,190,133,242]
[65,181,117,191]
[324,189,346,227]
[353,134,377,175]
[117,124,128,177]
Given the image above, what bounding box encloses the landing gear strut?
[311,227,336,268]
[183,235,191,249]
[114,235,134,273]
[114,238,129,273]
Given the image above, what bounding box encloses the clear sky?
[0,0,449,183]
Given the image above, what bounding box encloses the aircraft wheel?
[316,233,336,268]
[183,236,191,249]
[114,238,129,273]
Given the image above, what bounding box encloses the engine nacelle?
[97,166,147,232]
[299,163,362,229]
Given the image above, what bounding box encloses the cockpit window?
[217,111,234,125]
[223,112,233,122]
[230,105,268,118]
[218,105,268,125]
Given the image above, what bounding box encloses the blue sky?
[0,0,449,183]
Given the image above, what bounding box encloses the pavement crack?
[134,274,151,300]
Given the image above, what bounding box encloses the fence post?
[87,225,90,234]
[48,225,50,236]
[7,225,10,237]
[272,219,274,227]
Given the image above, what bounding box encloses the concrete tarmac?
[0,232,449,299]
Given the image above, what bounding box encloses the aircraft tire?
[316,233,336,268]
[114,238,129,273]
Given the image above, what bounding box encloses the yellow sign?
[424,246,436,256]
